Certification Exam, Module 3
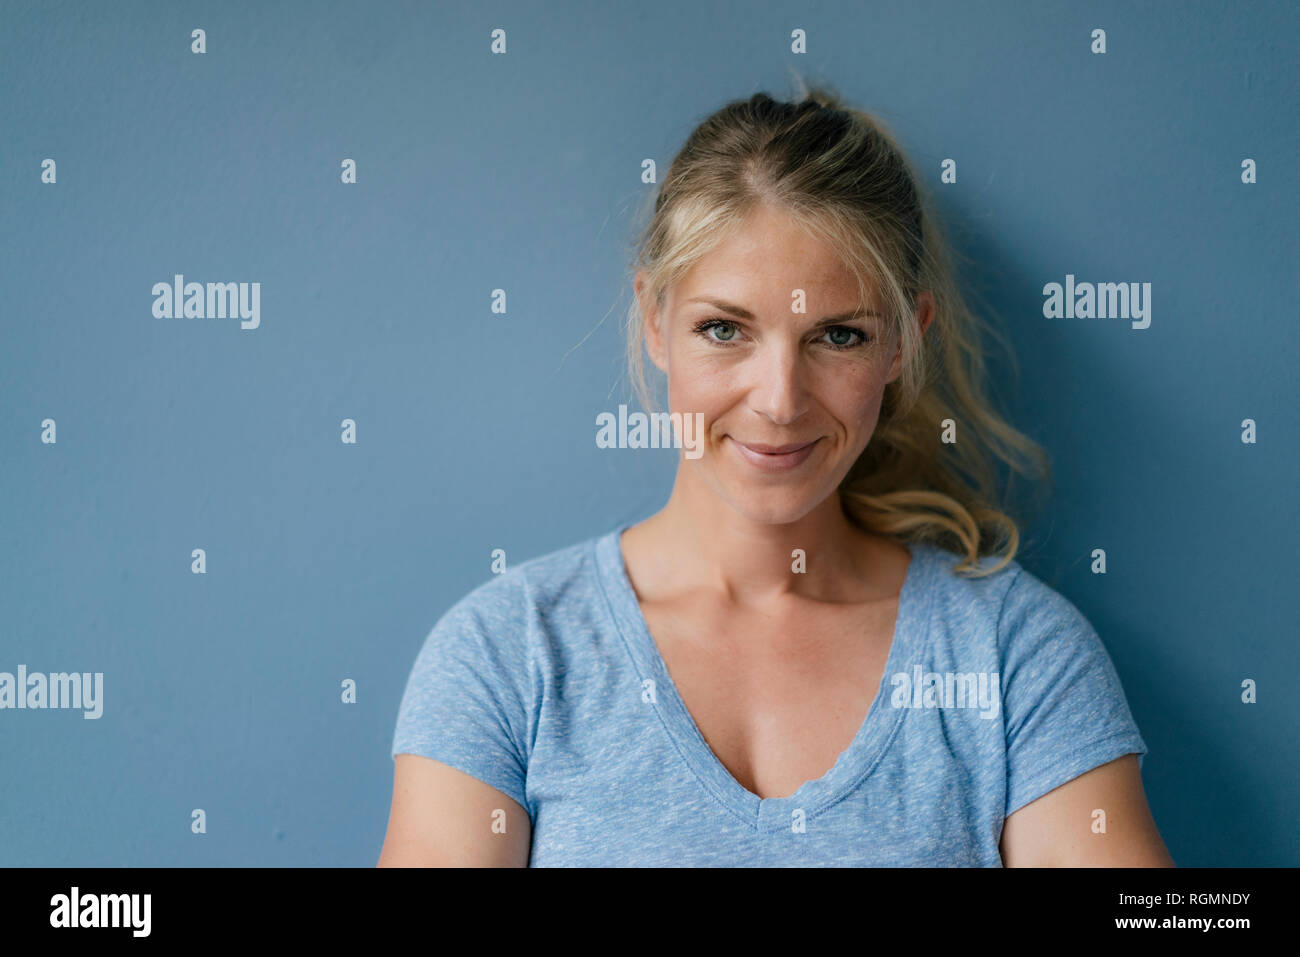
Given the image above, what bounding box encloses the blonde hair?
[622,80,1053,577]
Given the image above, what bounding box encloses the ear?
[886,290,934,383]
[636,270,669,374]
[915,290,935,338]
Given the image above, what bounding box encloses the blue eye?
[692,318,740,343]
[690,318,871,350]
[820,326,870,349]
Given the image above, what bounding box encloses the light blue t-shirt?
[391,522,1148,866]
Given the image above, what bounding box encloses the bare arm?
[999,754,1174,866]
[377,754,532,867]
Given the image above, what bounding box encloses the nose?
[747,338,808,426]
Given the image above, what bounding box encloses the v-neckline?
[593,521,936,832]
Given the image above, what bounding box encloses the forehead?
[671,205,868,307]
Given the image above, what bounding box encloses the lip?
[728,437,821,472]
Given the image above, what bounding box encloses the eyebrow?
[684,296,881,324]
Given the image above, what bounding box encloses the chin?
[716,486,828,527]
[689,444,851,525]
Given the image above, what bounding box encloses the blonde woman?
[379,85,1173,867]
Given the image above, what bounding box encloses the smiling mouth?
[736,440,817,454]
[728,437,821,471]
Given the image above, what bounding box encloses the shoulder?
[920,545,1133,712]
[399,530,613,712]
[917,543,1103,659]
[917,542,1143,739]
[425,530,610,644]
[916,542,1024,640]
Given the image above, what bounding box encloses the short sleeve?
[391,586,533,815]
[997,568,1148,818]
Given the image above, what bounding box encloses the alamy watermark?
[1042,273,1151,329]
[596,404,705,459]
[152,274,260,329]
[50,887,150,937]
[890,665,1000,719]
[0,665,103,718]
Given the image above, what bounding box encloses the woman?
[378,85,1173,867]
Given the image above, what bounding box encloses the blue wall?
[1,0,1295,866]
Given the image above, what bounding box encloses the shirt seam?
[515,566,545,822]
[1005,727,1147,818]
[588,532,764,833]
[799,540,941,823]
[994,565,1025,656]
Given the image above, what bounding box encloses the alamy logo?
[152,274,260,329]
[1042,273,1150,329]
[890,665,1000,719]
[595,404,706,459]
[49,887,150,937]
[0,665,103,718]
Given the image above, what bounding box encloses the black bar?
[0,866,1290,941]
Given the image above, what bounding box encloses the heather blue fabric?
[391,522,1148,866]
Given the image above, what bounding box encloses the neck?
[635,461,880,605]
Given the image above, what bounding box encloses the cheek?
[818,359,888,425]
[665,345,737,412]
[666,341,891,427]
